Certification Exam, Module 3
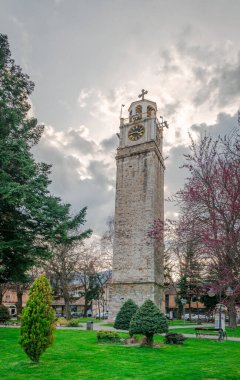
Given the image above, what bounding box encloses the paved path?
[78,321,240,342]
[180,333,240,341]
[2,322,240,342]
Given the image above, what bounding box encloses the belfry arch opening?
[135,105,142,118]
[147,105,155,117]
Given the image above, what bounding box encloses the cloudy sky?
[1,0,240,234]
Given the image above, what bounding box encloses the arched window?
[147,105,155,117]
[135,105,142,118]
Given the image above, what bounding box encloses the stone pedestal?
[214,305,226,330]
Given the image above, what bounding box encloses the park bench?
[195,327,227,341]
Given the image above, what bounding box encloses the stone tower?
[109,90,165,320]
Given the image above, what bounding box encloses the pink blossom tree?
[148,217,204,319]
[175,133,240,328]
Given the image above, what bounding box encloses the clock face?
[128,125,145,141]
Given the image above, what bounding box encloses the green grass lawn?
[170,326,240,338]
[1,328,240,380]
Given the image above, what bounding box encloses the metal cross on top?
[138,89,148,100]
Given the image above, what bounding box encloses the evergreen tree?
[114,299,138,330]
[20,274,55,363]
[0,304,10,323]
[0,34,50,282]
[0,34,92,283]
[129,299,168,346]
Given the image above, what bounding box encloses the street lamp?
[207,286,233,341]
[208,288,223,332]
[207,289,215,298]
[226,286,233,297]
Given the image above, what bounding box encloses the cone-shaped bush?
[129,299,168,346]
[114,299,138,330]
[0,304,10,323]
[20,274,55,363]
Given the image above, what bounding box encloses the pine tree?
[129,299,168,346]
[0,34,53,282]
[0,304,10,323]
[20,274,55,363]
[0,34,92,283]
[114,299,138,330]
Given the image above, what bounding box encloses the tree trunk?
[228,299,237,329]
[177,302,183,319]
[0,284,7,304]
[196,301,200,321]
[145,334,154,347]
[62,286,71,320]
[16,285,23,318]
[84,298,88,317]
[84,299,92,317]
[84,302,88,317]
[189,299,192,321]
[97,301,101,318]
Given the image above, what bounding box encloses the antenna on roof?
[159,116,169,129]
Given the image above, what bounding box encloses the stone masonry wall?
[109,282,165,321]
[109,140,165,320]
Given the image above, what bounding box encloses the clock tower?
[109,90,166,319]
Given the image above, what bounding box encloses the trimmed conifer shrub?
[0,304,10,323]
[129,299,168,346]
[20,274,55,363]
[97,330,120,343]
[114,299,138,330]
[164,332,186,345]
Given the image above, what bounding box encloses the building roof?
[128,98,157,112]
[52,297,85,306]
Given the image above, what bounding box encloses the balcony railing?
[120,112,168,129]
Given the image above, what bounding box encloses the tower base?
[108,282,165,321]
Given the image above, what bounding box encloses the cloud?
[32,123,116,233]
[217,61,240,106]
[32,30,240,233]
[191,111,238,139]
[15,13,238,234]
[149,38,239,150]
[164,110,239,220]
[78,89,92,108]
[68,128,97,155]
[100,134,118,152]
[174,38,240,110]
